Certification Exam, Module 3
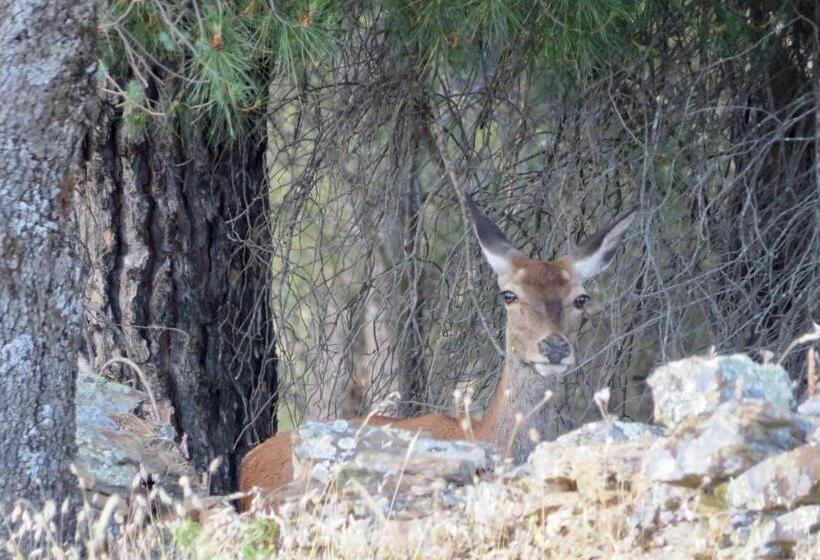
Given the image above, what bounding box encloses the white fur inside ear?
[480,246,514,278]
[572,252,607,281]
[572,213,635,281]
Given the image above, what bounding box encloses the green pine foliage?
[184,6,258,140]
[98,0,339,141]
[120,78,149,140]
[98,1,779,142]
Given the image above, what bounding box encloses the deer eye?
[500,291,518,304]
[573,294,590,309]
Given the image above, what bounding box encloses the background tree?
[0,0,96,510]
[79,2,280,493]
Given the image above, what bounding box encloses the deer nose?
[538,335,572,364]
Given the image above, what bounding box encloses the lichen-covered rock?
[522,420,664,493]
[745,505,820,558]
[642,399,812,487]
[627,475,744,558]
[797,395,820,416]
[630,482,702,540]
[75,370,197,496]
[274,420,499,518]
[797,396,820,444]
[529,439,660,493]
[648,354,794,430]
[726,444,820,511]
[554,420,665,445]
[76,370,146,428]
[75,371,146,493]
[292,420,496,488]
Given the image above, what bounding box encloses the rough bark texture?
[78,97,277,493]
[0,0,96,508]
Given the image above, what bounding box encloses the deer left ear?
[572,210,637,281]
[464,193,524,280]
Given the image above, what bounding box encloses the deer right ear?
[464,194,523,279]
[571,209,636,281]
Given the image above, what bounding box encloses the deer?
[239,196,636,510]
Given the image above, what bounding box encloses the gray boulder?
[75,369,196,496]
[648,354,794,430]
[642,399,812,487]
[280,420,498,519]
[292,420,495,496]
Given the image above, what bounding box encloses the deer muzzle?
[538,334,572,365]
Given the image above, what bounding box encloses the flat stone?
[292,421,496,489]
[648,354,794,430]
[555,420,665,445]
[643,399,812,487]
[272,420,501,519]
[726,444,820,511]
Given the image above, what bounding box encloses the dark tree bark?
[78,95,277,493]
[0,0,96,508]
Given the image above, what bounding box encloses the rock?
[648,354,794,430]
[636,519,733,559]
[554,420,665,445]
[797,395,820,416]
[745,505,820,558]
[796,395,820,443]
[529,422,663,493]
[643,399,812,487]
[268,420,500,519]
[292,420,496,492]
[76,369,145,429]
[631,481,701,537]
[525,437,655,493]
[529,442,648,492]
[75,370,197,496]
[726,444,820,511]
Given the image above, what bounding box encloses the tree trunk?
[78,96,277,493]
[0,0,96,509]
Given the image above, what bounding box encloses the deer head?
[465,196,636,377]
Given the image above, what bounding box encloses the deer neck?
[475,357,566,464]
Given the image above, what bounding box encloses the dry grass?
[0,457,756,560]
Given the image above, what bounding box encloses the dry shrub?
[264,7,819,430]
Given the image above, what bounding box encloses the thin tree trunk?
[0,0,96,509]
[79,95,277,493]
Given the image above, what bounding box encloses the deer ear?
[464,194,523,279]
[572,210,637,281]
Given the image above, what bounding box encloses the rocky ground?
[11,353,817,559]
[237,354,820,559]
